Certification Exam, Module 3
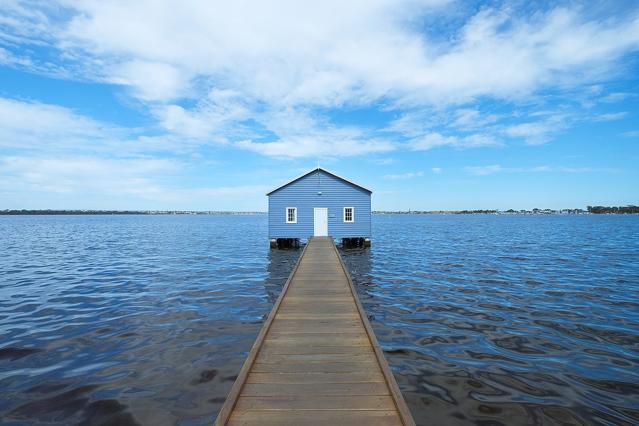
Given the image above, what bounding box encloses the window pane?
[345,208,353,222]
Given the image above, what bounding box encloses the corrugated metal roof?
[266,167,373,196]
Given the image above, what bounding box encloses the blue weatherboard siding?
[268,169,371,240]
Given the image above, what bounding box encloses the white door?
[313,208,328,236]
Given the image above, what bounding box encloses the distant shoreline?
[375,205,639,215]
[0,210,266,216]
[1,206,637,215]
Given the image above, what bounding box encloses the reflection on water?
[264,247,301,304]
[1,214,639,425]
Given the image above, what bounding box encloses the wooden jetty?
[215,237,414,426]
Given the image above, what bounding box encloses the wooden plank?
[279,304,357,310]
[256,352,377,364]
[260,343,374,355]
[246,372,385,384]
[267,327,364,335]
[267,331,364,338]
[235,395,394,410]
[275,313,360,320]
[276,310,359,316]
[283,296,353,302]
[228,410,402,426]
[270,319,363,327]
[282,296,353,301]
[292,275,345,279]
[252,362,380,374]
[241,382,391,396]
[264,337,370,346]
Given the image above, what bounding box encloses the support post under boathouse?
[215,237,414,425]
[267,167,372,248]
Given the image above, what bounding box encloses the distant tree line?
[587,205,639,214]
[373,209,498,214]
[0,210,147,215]
[0,210,265,215]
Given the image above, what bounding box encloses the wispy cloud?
[154,89,251,140]
[383,171,424,180]
[235,108,396,158]
[237,137,394,158]
[0,156,177,197]
[451,108,499,130]
[593,111,628,122]
[372,158,397,165]
[600,92,634,103]
[409,132,501,151]
[0,155,270,209]
[465,164,503,176]
[502,115,568,145]
[0,97,118,150]
[465,164,619,176]
[431,167,443,174]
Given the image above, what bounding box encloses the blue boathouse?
[267,167,372,248]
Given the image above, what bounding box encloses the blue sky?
[0,0,638,211]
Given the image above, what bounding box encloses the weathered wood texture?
[215,237,414,426]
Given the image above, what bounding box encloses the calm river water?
[0,214,638,425]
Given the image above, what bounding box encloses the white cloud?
[235,108,396,158]
[502,115,568,145]
[465,164,618,175]
[594,111,628,122]
[409,132,500,150]
[237,136,393,159]
[465,164,502,175]
[601,92,634,103]
[0,155,176,197]
[112,60,187,101]
[373,157,397,165]
[383,171,424,180]
[0,155,270,209]
[398,8,639,104]
[5,3,639,109]
[0,97,232,154]
[385,110,436,138]
[408,133,456,150]
[431,167,442,174]
[0,97,116,149]
[51,0,449,105]
[184,185,270,198]
[451,108,499,129]
[0,46,33,67]
[387,108,503,149]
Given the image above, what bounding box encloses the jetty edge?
[215,237,414,425]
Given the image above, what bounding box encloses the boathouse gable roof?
[266,167,372,196]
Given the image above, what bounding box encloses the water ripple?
[342,214,639,425]
[1,214,638,425]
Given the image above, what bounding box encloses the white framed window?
[343,207,354,223]
[286,207,297,223]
